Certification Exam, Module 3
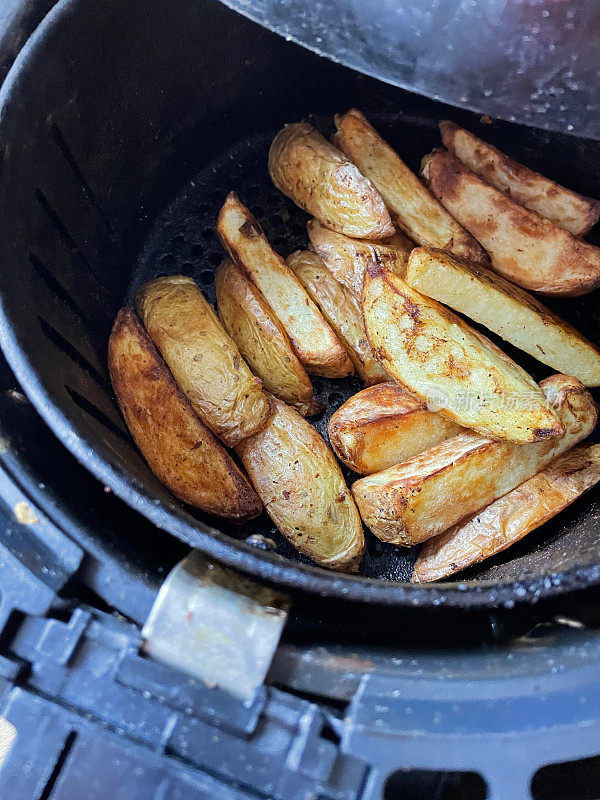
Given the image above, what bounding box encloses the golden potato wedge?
[307,218,412,298]
[236,397,365,572]
[352,374,597,546]
[422,149,600,296]
[286,250,387,386]
[217,193,353,378]
[268,122,395,240]
[108,308,262,520]
[413,444,600,583]
[135,275,271,447]
[406,247,600,387]
[363,265,562,443]
[440,120,600,236]
[215,258,321,416]
[332,109,489,265]
[329,383,462,474]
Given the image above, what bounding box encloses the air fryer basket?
[1,0,599,608]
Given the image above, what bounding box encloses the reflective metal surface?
[220,0,600,139]
[142,551,290,701]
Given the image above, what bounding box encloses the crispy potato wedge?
[236,397,365,572]
[352,375,597,545]
[307,219,412,298]
[329,383,462,474]
[406,247,600,387]
[136,275,271,447]
[422,149,600,296]
[215,258,321,416]
[108,308,262,520]
[217,193,353,378]
[440,120,600,236]
[268,122,394,239]
[363,265,562,443]
[413,444,600,582]
[287,250,387,385]
[332,109,489,265]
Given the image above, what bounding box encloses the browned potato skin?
[413,444,600,582]
[108,308,262,520]
[406,247,600,387]
[286,250,387,386]
[217,193,354,378]
[332,109,489,265]
[268,122,395,240]
[422,149,600,296]
[307,219,412,298]
[136,275,271,447]
[236,397,365,572]
[363,265,563,443]
[440,120,600,236]
[215,259,321,417]
[351,375,597,546]
[329,383,462,474]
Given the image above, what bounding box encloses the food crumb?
[14,502,39,525]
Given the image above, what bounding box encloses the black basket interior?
[0,0,599,605]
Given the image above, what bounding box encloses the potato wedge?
[307,219,412,298]
[440,120,600,236]
[332,109,489,265]
[215,258,321,416]
[329,383,462,474]
[412,444,600,582]
[268,122,395,240]
[217,193,353,378]
[352,375,597,545]
[363,265,562,443]
[406,247,600,387]
[108,308,262,520]
[135,275,271,447]
[236,397,365,572]
[286,250,387,386]
[422,149,600,296]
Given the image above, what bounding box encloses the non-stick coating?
[0,0,599,607]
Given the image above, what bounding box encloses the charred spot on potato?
[239,220,261,239]
[428,151,464,205]
[533,427,562,439]
[145,364,164,381]
[366,261,384,279]
[403,297,421,323]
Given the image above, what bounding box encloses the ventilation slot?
[39,730,77,800]
[38,316,107,390]
[51,122,113,234]
[532,754,600,800]
[35,189,111,306]
[36,189,90,264]
[384,769,487,800]
[65,385,131,444]
[28,252,88,322]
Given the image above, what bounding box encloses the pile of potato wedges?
[109,109,600,582]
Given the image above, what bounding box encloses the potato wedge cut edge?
[362,264,563,443]
[412,443,600,582]
[405,246,600,387]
